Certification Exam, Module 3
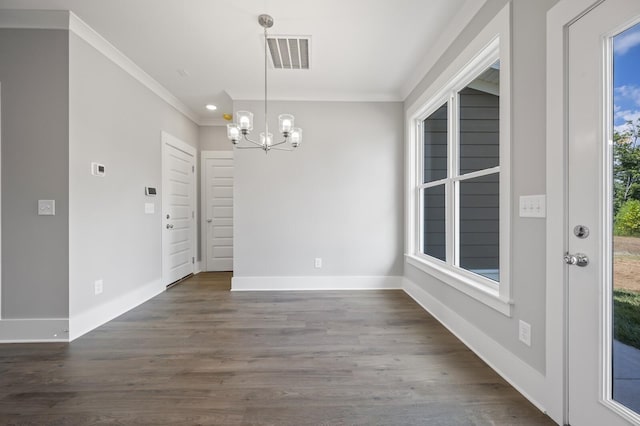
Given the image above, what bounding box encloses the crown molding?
[68,12,200,124]
[0,9,204,125]
[198,117,228,127]
[400,0,487,100]
[227,90,402,103]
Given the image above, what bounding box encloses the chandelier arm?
[270,138,289,147]
[242,134,264,147]
[270,146,294,152]
[235,146,264,150]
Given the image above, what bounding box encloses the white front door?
[202,152,233,271]
[161,132,196,285]
[568,0,640,424]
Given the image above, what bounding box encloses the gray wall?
[405,0,557,373]
[199,126,231,152]
[234,100,404,278]
[68,32,198,318]
[0,29,69,318]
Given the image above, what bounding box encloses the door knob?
[166,224,174,229]
[564,252,589,267]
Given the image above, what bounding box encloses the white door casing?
[161,131,196,286]
[566,0,640,425]
[201,151,233,271]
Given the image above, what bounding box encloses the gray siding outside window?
[458,86,500,280]
[423,104,448,183]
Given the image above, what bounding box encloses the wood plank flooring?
[0,273,555,425]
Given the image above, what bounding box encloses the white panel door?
[162,132,196,285]
[567,1,640,424]
[203,152,233,271]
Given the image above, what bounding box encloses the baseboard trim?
[69,279,164,341]
[0,318,69,343]
[232,275,403,291]
[402,278,548,415]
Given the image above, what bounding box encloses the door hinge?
[192,165,195,173]
[192,257,195,264]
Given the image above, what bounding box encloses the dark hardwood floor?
[0,272,554,425]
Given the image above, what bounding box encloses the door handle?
[207,219,212,223]
[564,252,589,267]
[166,224,174,229]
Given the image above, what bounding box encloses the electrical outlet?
[314,258,322,268]
[94,279,103,295]
[519,320,531,346]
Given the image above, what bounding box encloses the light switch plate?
[38,200,55,216]
[145,203,155,214]
[519,195,546,218]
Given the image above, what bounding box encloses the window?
[406,36,511,315]
[420,63,500,281]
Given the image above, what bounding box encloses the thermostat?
[91,162,105,177]
[145,187,157,196]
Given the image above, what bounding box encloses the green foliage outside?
[614,289,640,350]
[614,199,640,236]
[614,119,640,218]
[613,120,640,350]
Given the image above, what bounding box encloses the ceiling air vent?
[267,36,310,70]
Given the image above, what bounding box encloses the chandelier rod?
[264,24,268,147]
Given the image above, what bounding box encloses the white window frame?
[405,4,511,316]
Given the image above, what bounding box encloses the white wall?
[0,29,69,319]
[233,100,404,284]
[404,0,556,379]
[68,32,198,338]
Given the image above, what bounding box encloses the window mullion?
[446,93,457,266]
[416,120,423,257]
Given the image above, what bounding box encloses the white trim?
[200,151,234,273]
[199,118,232,127]
[402,278,548,415]
[161,131,197,287]
[406,255,512,316]
[0,318,69,343]
[546,1,604,424]
[226,91,401,103]
[69,279,164,341]
[405,4,512,315]
[231,276,403,291]
[194,261,202,275]
[0,10,202,125]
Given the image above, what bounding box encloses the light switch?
[38,200,55,216]
[145,203,155,214]
[519,195,546,218]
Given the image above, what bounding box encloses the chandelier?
[226,14,302,152]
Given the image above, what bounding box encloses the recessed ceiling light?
[205,104,217,111]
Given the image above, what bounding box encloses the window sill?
[405,254,513,317]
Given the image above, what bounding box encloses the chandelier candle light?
[227,14,302,153]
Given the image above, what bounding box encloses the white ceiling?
[0,0,485,124]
